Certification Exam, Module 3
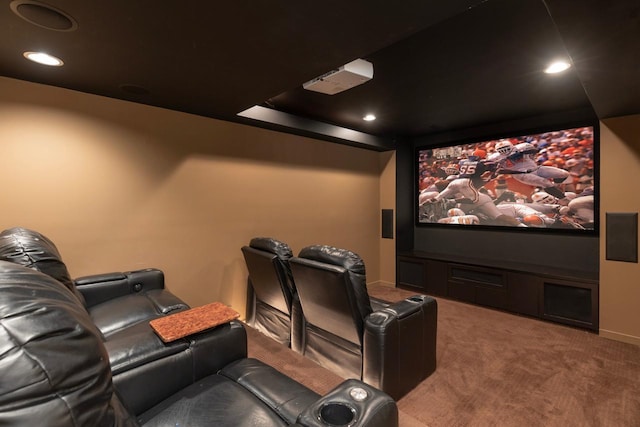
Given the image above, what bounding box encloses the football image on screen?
[417,125,595,231]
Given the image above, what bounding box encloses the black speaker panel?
[606,212,638,263]
[381,209,394,239]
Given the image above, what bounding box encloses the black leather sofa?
[0,226,192,404]
[0,228,398,426]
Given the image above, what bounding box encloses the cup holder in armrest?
[407,296,424,303]
[319,402,356,426]
[296,379,397,427]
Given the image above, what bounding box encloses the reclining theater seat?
[241,237,298,346]
[290,245,438,400]
[0,260,399,427]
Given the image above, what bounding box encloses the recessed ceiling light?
[544,60,571,74]
[23,51,64,66]
[363,114,376,121]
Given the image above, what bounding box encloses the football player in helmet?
[495,140,514,156]
[447,208,466,217]
[527,191,564,215]
[436,206,481,225]
[438,214,481,225]
[424,158,524,227]
[531,191,558,205]
[496,140,570,200]
[496,202,553,227]
[566,192,595,227]
[487,140,514,163]
[444,163,460,179]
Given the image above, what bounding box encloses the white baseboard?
[599,329,640,347]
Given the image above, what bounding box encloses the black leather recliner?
[290,245,438,400]
[241,237,299,347]
[0,260,399,426]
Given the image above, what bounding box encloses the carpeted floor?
[247,284,640,427]
[246,323,426,427]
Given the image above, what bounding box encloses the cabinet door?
[424,260,448,296]
[541,278,598,331]
[507,272,540,317]
[448,264,507,309]
[397,257,426,291]
[447,280,476,303]
[396,257,448,296]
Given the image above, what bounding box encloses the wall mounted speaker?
[382,209,394,239]
[606,212,638,263]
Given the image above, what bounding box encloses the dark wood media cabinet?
[397,251,599,331]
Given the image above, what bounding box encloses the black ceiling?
[1,0,638,150]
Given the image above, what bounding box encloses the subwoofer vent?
[10,0,78,32]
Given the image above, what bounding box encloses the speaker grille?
[10,1,78,32]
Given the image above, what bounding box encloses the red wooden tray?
[150,301,240,342]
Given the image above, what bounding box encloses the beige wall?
[378,151,396,286]
[599,114,640,345]
[0,76,394,317]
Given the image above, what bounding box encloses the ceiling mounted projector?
[303,58,373,95]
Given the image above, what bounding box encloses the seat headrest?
[297,245,366,275]
[0,227,85,305]
[0,260,134,426]
[249,237,293,260]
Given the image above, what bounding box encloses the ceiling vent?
[303,59,373,95]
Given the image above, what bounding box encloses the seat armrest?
[219,357,320,424]
[190,320,248,379]
[296,379,398,427]
[114,320,247,416]
[75,268,166,307]
[363,295,437,400]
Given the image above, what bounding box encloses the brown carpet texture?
[247,284,640,427]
